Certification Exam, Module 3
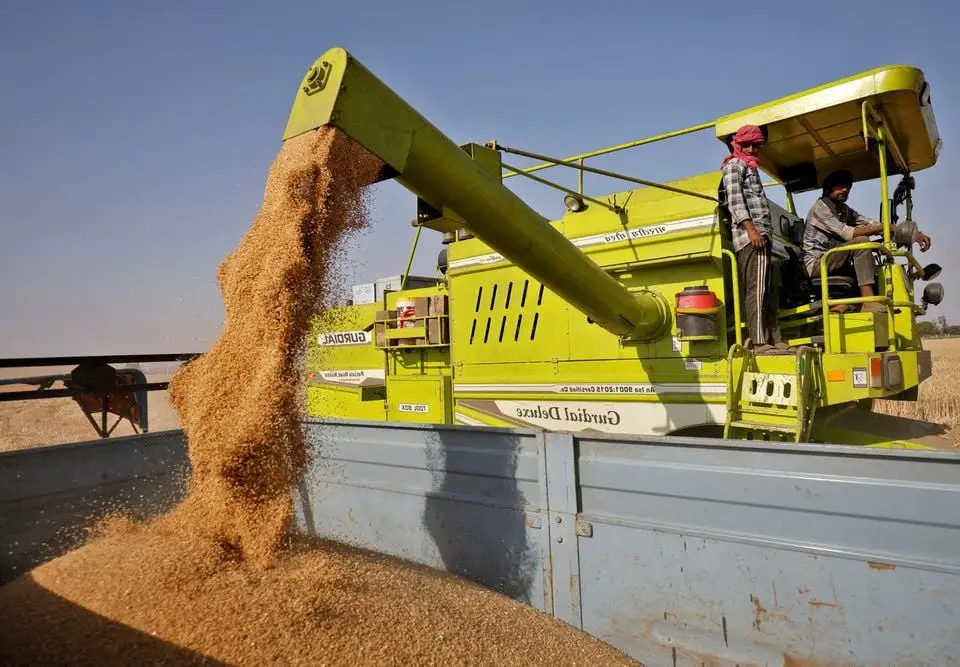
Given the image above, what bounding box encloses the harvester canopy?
[715,66,941,192]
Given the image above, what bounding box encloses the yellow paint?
[715,65,940,189]
[292,49,946,449]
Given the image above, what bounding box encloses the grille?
[468,279,545,345]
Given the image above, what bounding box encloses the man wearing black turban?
[800,170,931,313]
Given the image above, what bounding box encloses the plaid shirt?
[801,197,877,276]
[721,158,771,252]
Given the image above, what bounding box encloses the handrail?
[494,120,799,211]
[797,346,818,441]
[494,143,718,204]
[499,121,716,179]
[722,342,748,439]
[501,162,622,212]
[818,242,898,352]
[890,248,924,274]
[721,249,744,347]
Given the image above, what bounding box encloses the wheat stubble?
[0,127,636,666]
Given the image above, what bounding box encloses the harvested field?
[873,337,960,445]
[0,373,182,452]
[2,341,958,452]
[3,342,959,451]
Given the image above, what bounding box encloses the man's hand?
[743,220,765,249]
[916,231,932,252]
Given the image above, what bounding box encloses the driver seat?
[783,219,857,308]
[781,246,856,309]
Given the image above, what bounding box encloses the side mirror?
[921,263,942,281]
[922,282,944,306]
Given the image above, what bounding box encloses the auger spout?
[284,47,669,339]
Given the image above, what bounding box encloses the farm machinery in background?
[296,49,949,449]
[0,354,197,439]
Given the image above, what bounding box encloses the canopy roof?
[716,66,941,192]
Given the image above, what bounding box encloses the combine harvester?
[303,51,947,449]
[4,49,959,665]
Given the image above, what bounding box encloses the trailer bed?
[3,422,959,664]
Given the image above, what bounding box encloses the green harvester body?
[288,48,947,449]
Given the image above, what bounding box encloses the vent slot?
[466,279,545,345]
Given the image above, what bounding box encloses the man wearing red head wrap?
[722,125,765,170]
[720,125,789,354]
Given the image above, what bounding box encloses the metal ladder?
[723,345,819,443]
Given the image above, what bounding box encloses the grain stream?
[0,127,636,666]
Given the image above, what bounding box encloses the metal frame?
[721,248,744,347]
[400,224,423,291]
[493,121,797,213]
[500,121,716,181]
[0,353,199,438]
[814,102,924,354]
[494,142,718,204]
[501,162,623,213]
[288,417,960,664]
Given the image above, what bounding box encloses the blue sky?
[1,0,958,355]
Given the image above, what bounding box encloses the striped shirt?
[720,158,772,252]
[801,197,877,276]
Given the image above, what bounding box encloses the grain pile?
[0,126,635,665]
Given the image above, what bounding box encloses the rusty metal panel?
[7,420,958,664]
[297,419,549,608]
[573,434,960,665]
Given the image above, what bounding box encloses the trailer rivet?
[556,536,563,543]
[554,516,562,524]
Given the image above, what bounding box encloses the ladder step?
[737,404,799,417]
[742,371,799,408]
[725,345,819,441]
[727,420,799,434]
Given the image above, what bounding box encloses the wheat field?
[1,342,958,451]
[873,337,960,445]
[0,374,182,452]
